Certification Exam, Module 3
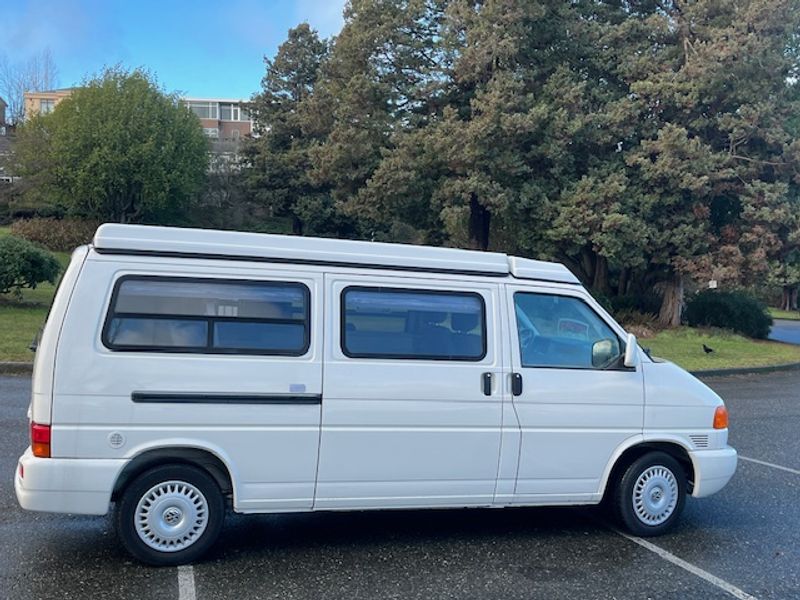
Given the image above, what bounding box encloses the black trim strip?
[132,392,322,405]
[94,247,511,279]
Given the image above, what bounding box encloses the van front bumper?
[689,446,737,498]
[14,448,125,515]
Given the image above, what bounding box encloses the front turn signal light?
[713,406,729,430]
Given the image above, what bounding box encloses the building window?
[103,276,311,355]
[220,103,241,121]
[341,287,486,360]
[187,101,218,120]
[39,99,55,114]
[203,128,219,138]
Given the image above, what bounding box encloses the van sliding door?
[316,274,504,509]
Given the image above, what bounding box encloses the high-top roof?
[93,224,580,284]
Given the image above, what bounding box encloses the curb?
[0,362,34,375]
[690,362,800,377]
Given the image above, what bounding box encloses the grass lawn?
[0,231,71,362]
[640,327,800,372]
[769,307,800,321]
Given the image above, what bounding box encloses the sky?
[1,0,346,100]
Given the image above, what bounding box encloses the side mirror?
[592,338,616,368]
[624,333,639,368]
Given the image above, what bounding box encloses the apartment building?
[23,88,75,118]
[22,90,252,141]
[182,98,253,141]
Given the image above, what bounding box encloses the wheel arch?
[111,445,236,505]
[601,437,696,500]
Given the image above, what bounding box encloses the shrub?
[0,236,62,296]
[610,292,662,316]
[10,218,99,251]
[685,290,773,339]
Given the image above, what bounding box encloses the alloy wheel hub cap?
[134,481,209,552]
[632,465,678,526]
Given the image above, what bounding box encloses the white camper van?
[15,224,737,565]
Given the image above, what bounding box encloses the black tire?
[115,464,224,566]
[612,451,686,537]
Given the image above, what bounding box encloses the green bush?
[10,218,99,251]
[0,236,62,296]
[685,290,773,339]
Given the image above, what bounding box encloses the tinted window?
[342,288,485,360]
[104,277,309,355]
[514,293,621,369]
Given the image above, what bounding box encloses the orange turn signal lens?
[713,406,729,430]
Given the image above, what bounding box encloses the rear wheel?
[613,451,686,536]
[115,464,224,565]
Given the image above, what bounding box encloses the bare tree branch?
[0,49,59,124]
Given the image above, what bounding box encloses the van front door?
[504,285,644,503]
[316,274,504,509]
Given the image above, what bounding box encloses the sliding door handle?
[481,372,493,396]
[512,373,523,396]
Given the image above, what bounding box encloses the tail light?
[713,406,729,430]
[31,422,51,458]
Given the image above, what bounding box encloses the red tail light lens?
[31,423,51,458]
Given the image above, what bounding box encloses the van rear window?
[102,277,309,355]
[342,287,486,361]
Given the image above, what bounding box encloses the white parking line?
[739,455,800,476]
[178,565,196,600]
[615,530,759,600]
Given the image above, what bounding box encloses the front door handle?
[512,373,523,396]
[481,372,493,396]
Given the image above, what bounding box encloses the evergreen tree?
[241,23,338,236]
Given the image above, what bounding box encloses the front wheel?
[613,451,686,536]
[115,464,225,565]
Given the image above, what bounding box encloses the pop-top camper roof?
[93,224,580,284]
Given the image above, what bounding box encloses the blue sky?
[1,0,346,99]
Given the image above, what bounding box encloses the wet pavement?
[1,371,798,599]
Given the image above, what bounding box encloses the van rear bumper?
[14,448,125,515]
[689,446,737,498]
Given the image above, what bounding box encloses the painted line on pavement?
[739,455,800,476]
[615,529,759,600]
[178,565,196,600]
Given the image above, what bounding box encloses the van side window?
[514,292,621,369]
[103,277,310,355]
[342,287,486,360]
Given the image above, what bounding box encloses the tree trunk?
[658,273,684,327]
[781,286,791,311]
[592,255,610,294]
[791,286,799,311]
[468,194,491,251]
[291,214,304,236]
[618,267,630,296]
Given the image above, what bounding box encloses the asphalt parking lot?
[1,372,798,600]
